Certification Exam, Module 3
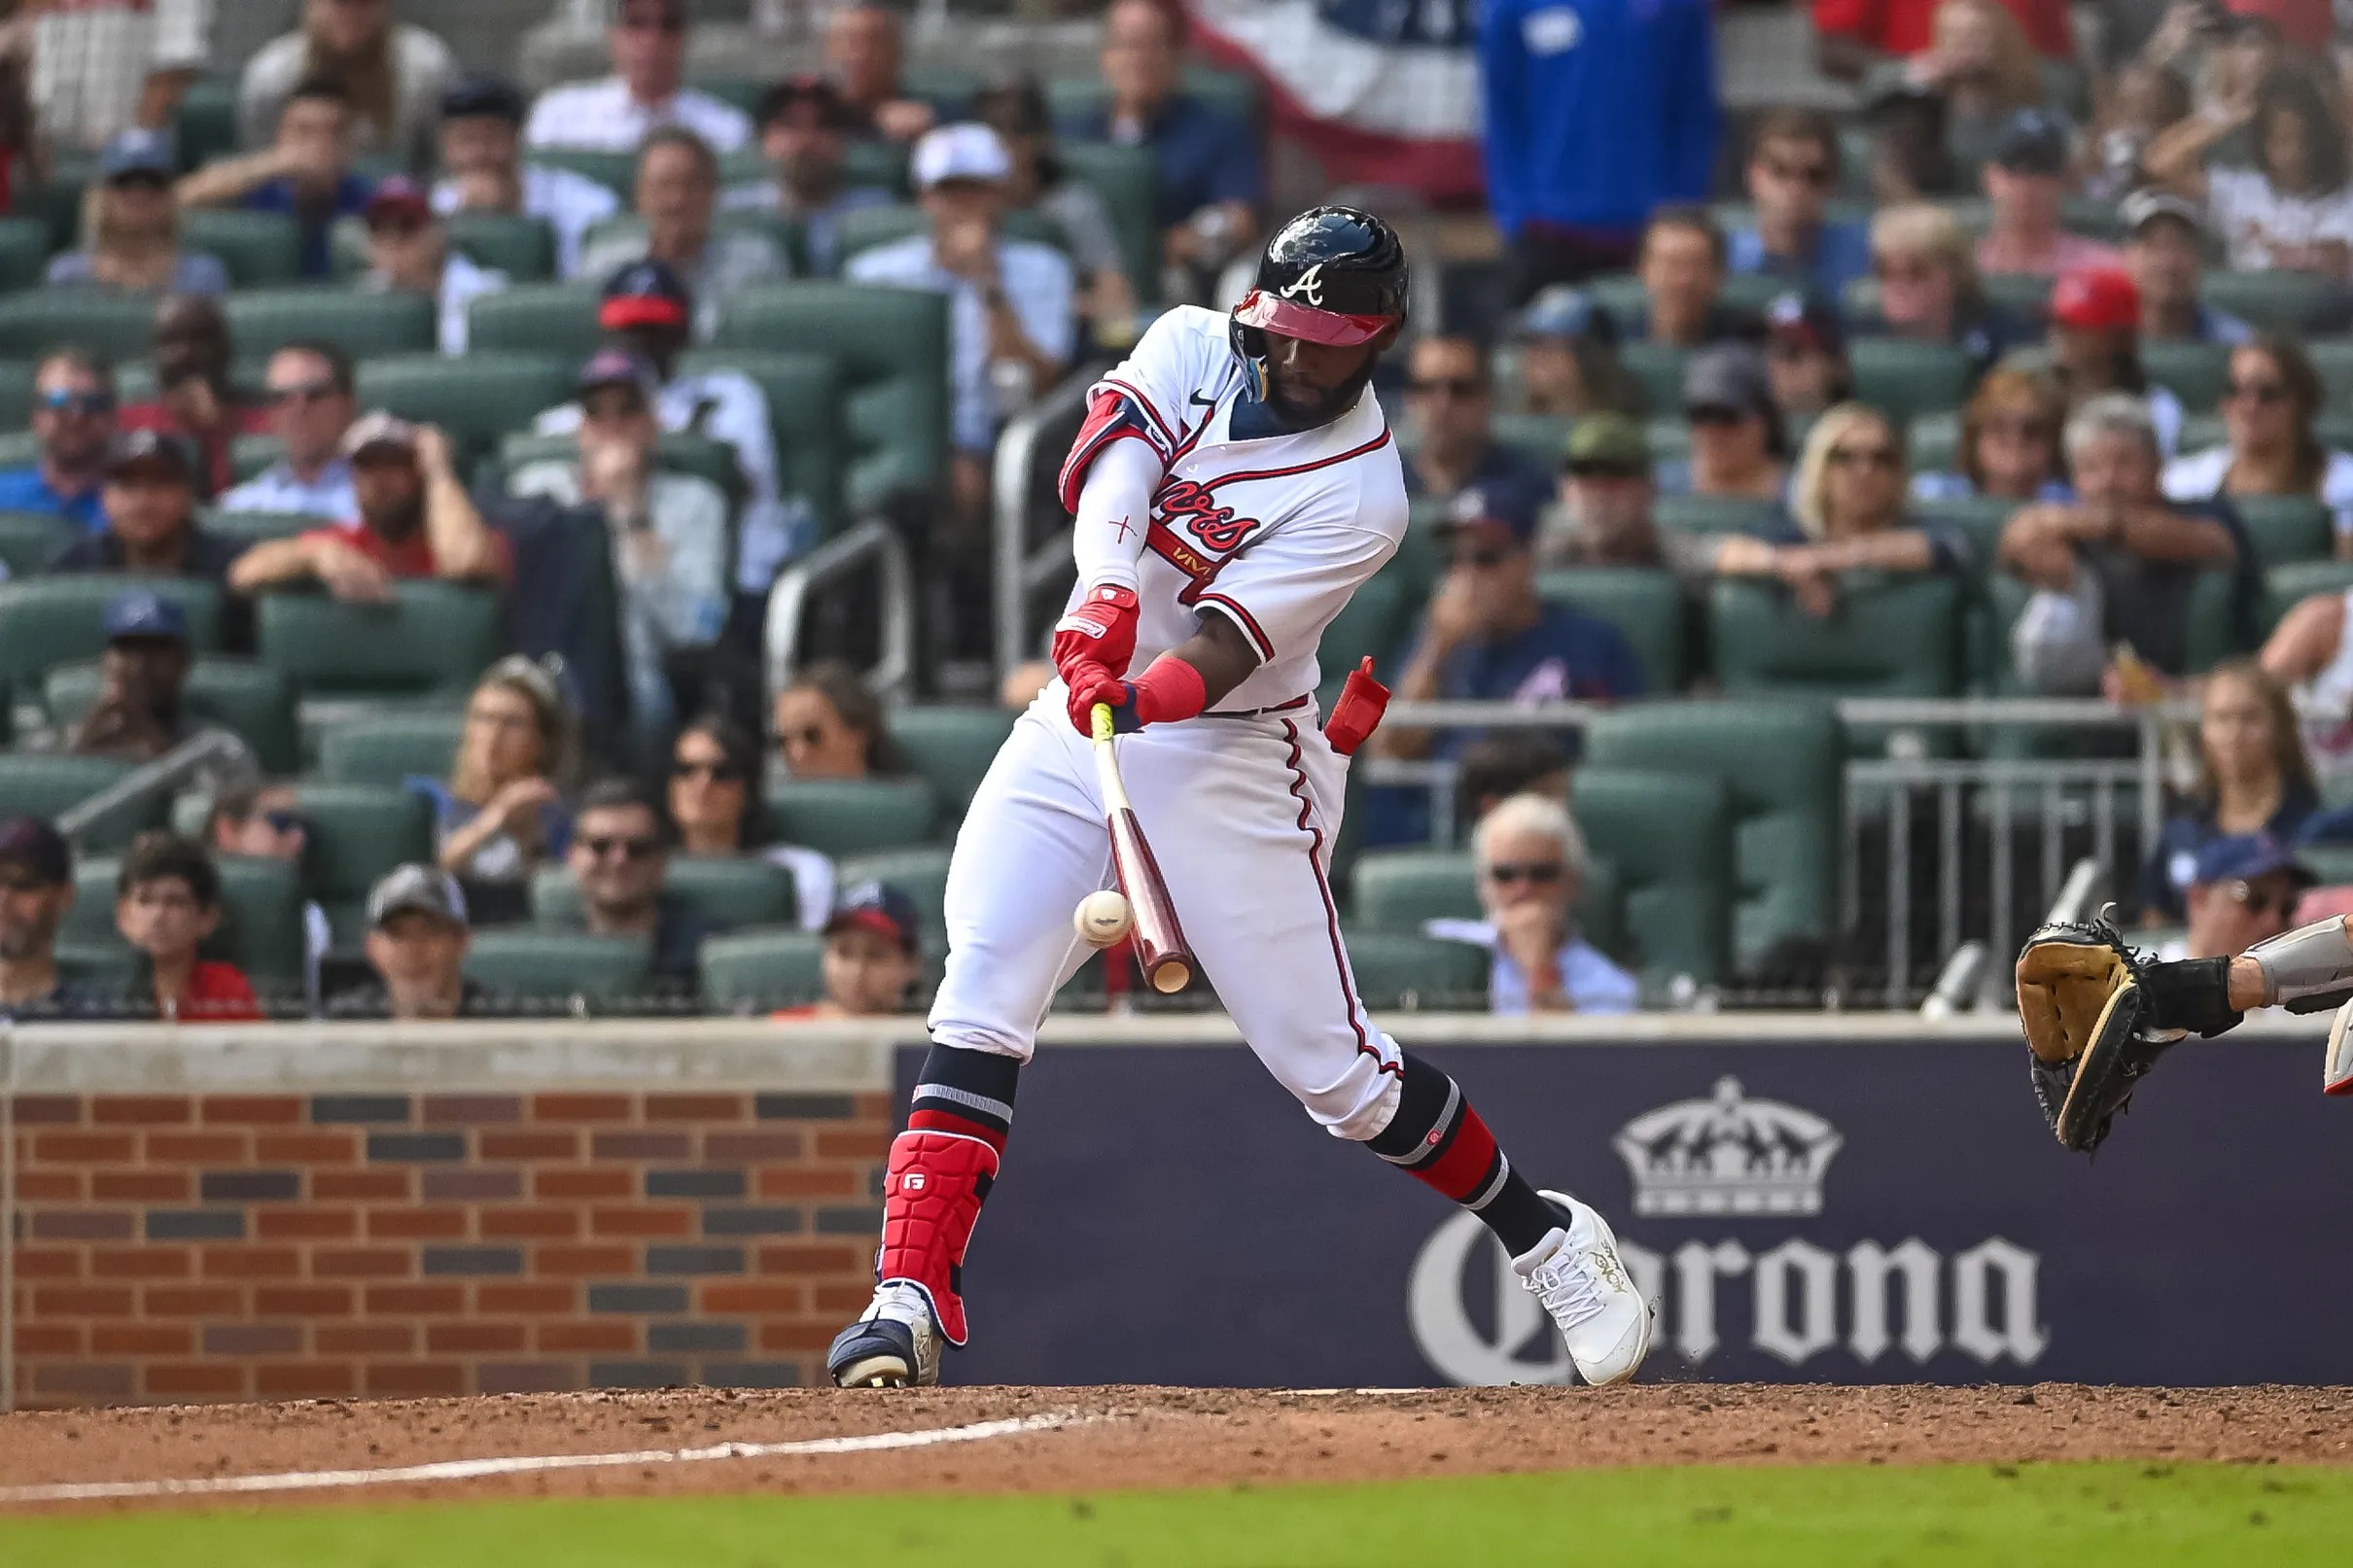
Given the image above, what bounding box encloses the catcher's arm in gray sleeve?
[2218,914,2353,1015]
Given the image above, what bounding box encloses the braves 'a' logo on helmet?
[1278,262,1328,308]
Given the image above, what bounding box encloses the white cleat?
[1516,1190,1654,1386]
[826,1281,942,1388]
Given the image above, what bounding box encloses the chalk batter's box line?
[0,1411,1094,1505]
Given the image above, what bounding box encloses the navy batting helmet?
[1230,206,1408,366]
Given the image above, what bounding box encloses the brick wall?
[7,1087,893,1407]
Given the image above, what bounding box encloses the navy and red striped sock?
[905,1042,1021,1156]
[1366,1053,1559,1257]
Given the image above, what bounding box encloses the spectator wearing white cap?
[434,74,619,282]
[228,416,507,602]
[524,0,750,156]
[577,126,790,340]
[359,177,508,357]
[845,122,1075,528]
[239,0,456,169]
[2123,191,2252,347]
[330,864,494,1021]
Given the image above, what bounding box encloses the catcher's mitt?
[2015,916,2238,1153]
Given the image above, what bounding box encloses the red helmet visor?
[1233,289,1393,348]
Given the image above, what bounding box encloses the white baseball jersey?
[1057,306,1409,712]
[929,307,1414,1143]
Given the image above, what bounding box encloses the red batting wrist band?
[1129,655,1208,725]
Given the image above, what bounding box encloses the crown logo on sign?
[1612,1077,1843,1217]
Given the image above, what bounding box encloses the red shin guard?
[876,1129,998,1344]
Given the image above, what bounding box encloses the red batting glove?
[1051,583,1141,682]
[1064,654,1208,737]
[1064,659,1129,735]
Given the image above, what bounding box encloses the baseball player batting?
[826,207,1653,1390]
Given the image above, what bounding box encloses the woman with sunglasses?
[771,661,909,782]
[46,130,228,296]
[414,657,574,926]
[1913,366,2072,503]
[2162,336,2353,551]
[1422,792,1635,1015]
[2137,658,2320,923]
[668,714,835,931]
[1860,203,2029,375]
[1714,404,1967,615]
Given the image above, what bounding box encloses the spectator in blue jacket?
[1481,0,1722,300]
[1073,0,1262,299]
[176,75,371,281]
[1727,108,1872,302]
[1377,478,1646,765]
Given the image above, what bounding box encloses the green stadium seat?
[1492,412,1571,470]
[448,212,557,282]
[0,576,224,691]
[2231,495,2333,570]
[2059,196,2128,243]
[1849,338,1973,424]
[316,708,466,785]
[891,706,1016,813]
[1617,342,1688,417]
[839,139,911,198]
[208,854,308,988]
[290,782,434,946]
[531,856,795,934]
[256,582,503,698]
[0,359,36,428]
[833,846,952,936]
[1535,567,1688,692]
[1054,140,1159,298]
[1981,273,2054,322]
[1913,494,2018,575]
[0,291,156,361]
[226,288,435,362]
[685,77,763,115]
[2311,339,2353,412]
[1338,929,1488,1010]
[700,927,826,1014]
[1352,850,1480,933]
[2264,559,2353,629]
[227,435,286,485]
[43,657,299,774]
[172,75,239,170]
[0,509,73,576]
[203,509,327,548]
[1709,575,1962,699]
[676,348,846,534]
[1653,493,1787,537]
[1906,412,1961,475]
[1317,567,1415,707]
[178,210,303,288]
[359,354,578,465]
[2200,270,2335,332]
[0,753,148,850]
[1572,766,1738,985]
[0,217,52,292]
[497,430,745,509]
[464,929,650,1007]
[1979,568,2242,690]
[1583,700,1844,972]
[719,284,950,508]
[764,776,938,857]
[1045,64,1257,129]
[2143,339,2231,412]
[467,284,605,361]
[523,149,637,198]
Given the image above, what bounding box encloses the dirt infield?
[2,1384,2350,1511]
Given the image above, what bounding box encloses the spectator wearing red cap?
[577,127,789,341]
[359,178,507,356]
[1975,108,2121,277]
[434,74,619,281]
[229,416,507,601]
[2145,63,2353,279]
[2048,264,2184,456]
[525,0,750,156]
[722,76,894,279]
[771,882,923,1020]
[178,75,371,282]
[533,261,801,600]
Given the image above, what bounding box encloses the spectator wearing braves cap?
[531,261,802,599]
[773,882,924,1019]
[329,864,496,1021]
[46,129,229,297]
[2122,190,2252,347]
[66,589,193,762]
[1378,477,1645,765]
[229,414,507,602]
[524,0,751,156]
[1510,287,1645,420]
[1669,343,1792,505]
[2047,263,2185,456]
[0,817,101,1022]
[722,76,894,279]
[509,349,730,764]
[1977,108,2121,278]
[50,430,246,584]
[359,177,508,356]
[433,74,619,281]
[2181,832,2316,960]
[1763,292,1853,426]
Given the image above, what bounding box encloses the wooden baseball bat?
[1091,702,1194,994]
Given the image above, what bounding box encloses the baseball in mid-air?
[1073,889,1133,947]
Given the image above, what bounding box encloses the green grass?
[5,1462,2351,1566]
